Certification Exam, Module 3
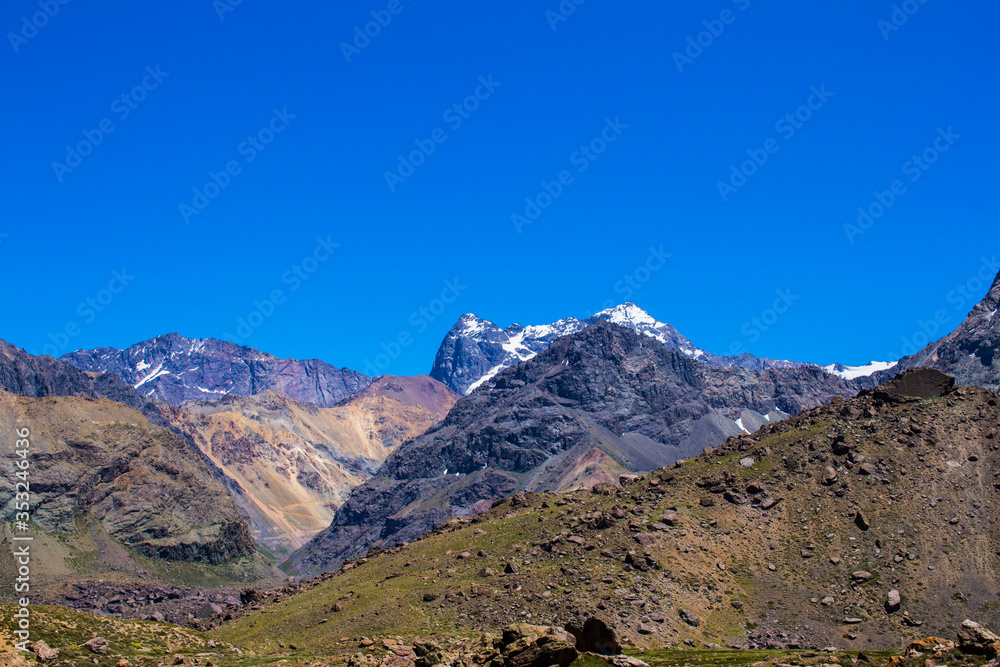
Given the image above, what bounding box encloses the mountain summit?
[430,303,869,395]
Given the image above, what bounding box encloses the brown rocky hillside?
[0,391,270,591]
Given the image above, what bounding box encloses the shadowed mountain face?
[62,333,370,406]
[287,321,860,576]
[0,338,145,408]
[155,376,457,559]
[899,267,1000,391]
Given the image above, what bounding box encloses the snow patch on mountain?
[822,360,898,380]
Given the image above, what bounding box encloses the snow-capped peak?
[596,302,657,327]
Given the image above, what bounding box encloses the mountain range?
[1,266,997,592]
[430,303,893,396]
[62,333,371,406]
[285,319,877,576]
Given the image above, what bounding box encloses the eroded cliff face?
[288,321,860,576]
[0,392,255,565]
[157,377,457,558]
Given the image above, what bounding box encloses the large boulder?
[501,624,578,667]
[957,620,1000,656]
[565,617,622,655]
[872,368,955,403]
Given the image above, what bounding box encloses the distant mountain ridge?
[430,303,886,395]
[62,333,371,407]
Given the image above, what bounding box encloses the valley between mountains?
[1,267,1000,666]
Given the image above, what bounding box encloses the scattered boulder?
[32,641,59,662]
[633,533,655,547]
[82,637,109,655]
[194,602,223,619]
[886,589,901,612]
[907,637,955,654]
[854,511,870,531]
[596,656,650,667]
[852,570,873,583]
[723,491,748,505]
[679,608,700,627]
[240,588,264,605]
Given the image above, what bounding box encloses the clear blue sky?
[2,1,997,376]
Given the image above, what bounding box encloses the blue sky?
[1,1,997,377]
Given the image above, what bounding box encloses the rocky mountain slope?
[221,369,1000,652]
[287,320,862,577]
[898,268,1000,391]
[62,333,371,406]
[430,304,882,396]
[155,376,457,559]
[0,392,258,572]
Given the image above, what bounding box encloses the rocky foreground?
[5,606,1000,667]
